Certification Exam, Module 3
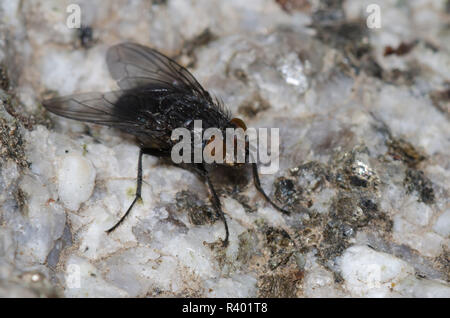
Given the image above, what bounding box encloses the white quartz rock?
[205,274,258,297]
[339,245,414,297]
[57,155,96,211]
[64,256,128,297]
[433,210,450,237]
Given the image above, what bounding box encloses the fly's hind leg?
[106,147,169,234]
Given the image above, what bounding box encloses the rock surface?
[0,0,449,297]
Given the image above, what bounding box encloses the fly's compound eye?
[229,118,249,165]
[230,117,247,131]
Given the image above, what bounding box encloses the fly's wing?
[43,90,173,149]
[43,91,143,129]
[106,42,213,102]
[43,43,224,149]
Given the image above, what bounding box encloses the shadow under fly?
[42,42,289,246]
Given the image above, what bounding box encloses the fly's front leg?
[252,163,290,215]
[194,164,229,247]
[205,174,229,247]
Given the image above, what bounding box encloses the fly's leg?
[192,164,229,247]
[106,147,169,234]
[106,148,144,234]
[205,174,229,247]
[252,163,290,215]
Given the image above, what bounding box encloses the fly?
[42,42,289,246]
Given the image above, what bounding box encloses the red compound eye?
[230,117,247,131]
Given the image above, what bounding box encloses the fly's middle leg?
[106,147,170,234]
[106,148,144,234]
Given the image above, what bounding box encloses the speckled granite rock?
[0,0,449,297]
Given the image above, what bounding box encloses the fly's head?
[204,117,249,167]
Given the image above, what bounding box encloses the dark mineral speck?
[265,227,295,270]
[175,190,218,225]
[77,25,94,48]
[404,169,435,204]
[274,177,299,206]
[387,138,426,168]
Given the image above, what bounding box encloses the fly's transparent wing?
[106,42,212,102]
[42,91,140,127]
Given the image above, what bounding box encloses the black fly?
[43,43,289,246]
